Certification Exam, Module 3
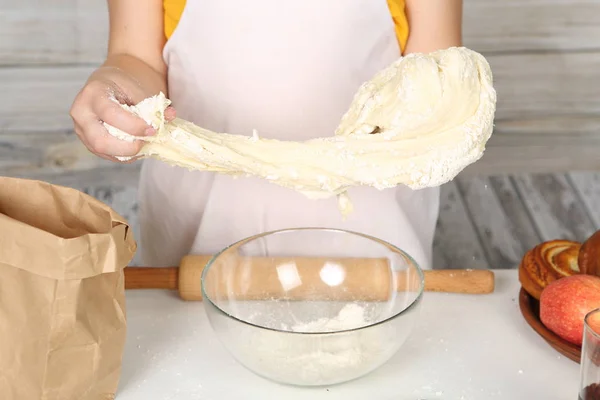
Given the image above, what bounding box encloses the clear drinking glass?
[579,308,600,400]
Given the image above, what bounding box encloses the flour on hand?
[103,47,496,215]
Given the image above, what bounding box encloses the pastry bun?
[518,240,581,300]
[579,229,600,277]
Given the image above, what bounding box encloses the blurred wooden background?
[1,0,599,268]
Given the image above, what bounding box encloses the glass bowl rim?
[200,227,425,335]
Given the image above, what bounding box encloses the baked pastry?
[519,240,581,300]
[579,229,600,277]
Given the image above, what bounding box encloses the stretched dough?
[104,47,496,215]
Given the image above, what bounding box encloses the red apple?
[539,274,600,346]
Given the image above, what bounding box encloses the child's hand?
[69,65,175,162]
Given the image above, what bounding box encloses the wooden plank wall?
[1,0,599,183]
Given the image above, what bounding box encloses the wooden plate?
[518,287,581,363]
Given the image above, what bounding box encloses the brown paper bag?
[0,177,137,400]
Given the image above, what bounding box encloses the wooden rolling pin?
[124,254,495,301]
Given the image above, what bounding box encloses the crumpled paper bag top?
[0,177,137,278]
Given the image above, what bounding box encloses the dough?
[104,47,496,215]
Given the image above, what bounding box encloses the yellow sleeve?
[164,0,187,39]
[386,0,409,52]
[163,0,409,51]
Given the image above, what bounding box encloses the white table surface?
[116,270,580,399]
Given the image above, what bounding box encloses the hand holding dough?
[104,47,496,213]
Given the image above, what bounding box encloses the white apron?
[137,0,440,269]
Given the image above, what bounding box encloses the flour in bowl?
[232,302,414,386]
[289,303,368,332]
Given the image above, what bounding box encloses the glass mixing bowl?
[201,228,424,387]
